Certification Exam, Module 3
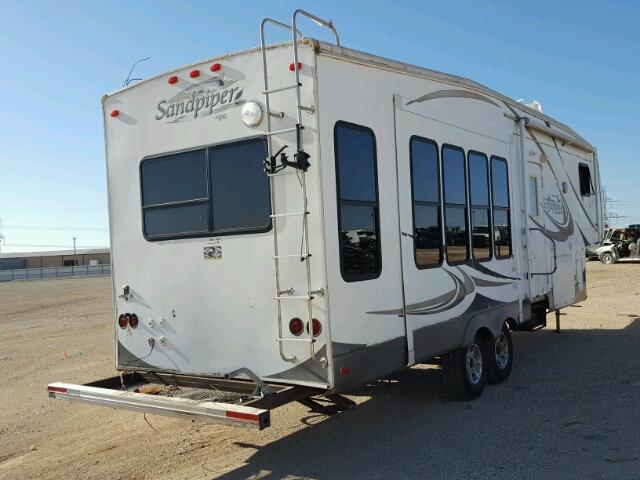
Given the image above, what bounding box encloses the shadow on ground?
[214,319,640,480]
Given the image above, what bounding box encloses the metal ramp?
[259,10,339,364]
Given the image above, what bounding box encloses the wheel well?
[505,318,517,331]
[475,326,494,343]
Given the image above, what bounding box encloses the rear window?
[140,137,270,240]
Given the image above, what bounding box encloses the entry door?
[526,159,551,299]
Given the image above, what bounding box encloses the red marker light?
[307,319,322,337]
[289,317,304,336]
[289,62,302,72]
[118,314,127,329]
[210,63,221,72]
[129,314,139,329]
[110,110,120,117]
[339,367,351,376]
[168,75,178,85]
[189,69,200,78]
[48,385,68,395]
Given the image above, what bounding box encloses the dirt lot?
[1,263,639,480]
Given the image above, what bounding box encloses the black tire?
[486,324,513,384]
[600,252,614,264]
[442,334,487,401]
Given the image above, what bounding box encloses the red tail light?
[210,63,221,72]
[110,110,120,117]
[118,314,127,329]
[129,314,139,329]
[307,319,322,337]
[289,62,302,72]
[289,317,304,336]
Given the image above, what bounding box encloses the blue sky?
[1,0,639,252]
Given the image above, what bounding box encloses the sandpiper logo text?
[155,81,244,123]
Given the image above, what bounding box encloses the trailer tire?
[600,252,615,264]
[442,334,486,401]
[486,324,513,384]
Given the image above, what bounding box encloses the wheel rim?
[494,333,509,370]
[602,253,613,264]
[465,343,483,385]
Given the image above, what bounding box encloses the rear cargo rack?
[48,371,319,430]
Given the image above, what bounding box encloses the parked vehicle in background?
[589,226,640,264]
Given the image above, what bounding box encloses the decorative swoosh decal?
[368,267,478,316]
[407,89,500,108]
[468,262,520,280]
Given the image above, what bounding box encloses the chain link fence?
[0,264,111,282]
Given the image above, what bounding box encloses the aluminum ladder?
[259,10,340,364]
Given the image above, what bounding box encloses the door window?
[410,137,442,268]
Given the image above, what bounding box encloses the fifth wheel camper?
[48,9,602,429]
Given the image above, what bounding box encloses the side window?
[529,176,539,217]
[442,145,469,264]
[334,122,381,281]
[141,149,210,238]
[468,151,491,262]
[491,157,511,259]
[579,163,593,196]
[410,137,442,268]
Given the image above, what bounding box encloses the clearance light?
[210,63,222,72]
[339,367,351,376]
[129,314,139,329]
[189,69,200,78]
[289,62,302,72]
[289,318,304,336]
[118,314,127,329]
[168,75,178,85]
[110,110,120,117]
[307,319,322,337]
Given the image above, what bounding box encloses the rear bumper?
[47,382,270,430]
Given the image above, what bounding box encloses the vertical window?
[410,137,442,268]
[334,122,381,281]
[578,163,593,196]
[529,176,539,217]
[468,151,491,261]
[140,138,270,240]
[491,157,511,259]
[442,145,468,264]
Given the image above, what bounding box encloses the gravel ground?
[1,262,639,480]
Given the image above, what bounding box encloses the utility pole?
[72,237,77,266]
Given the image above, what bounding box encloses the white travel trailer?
[49,10,602,429]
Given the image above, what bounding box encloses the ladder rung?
[263,83,301,95]
[277,338,315,343]
[270,211,308,218]
[267,170,299,177]
[273,253,310,259]
[265,127,298,137]
[274,295,313,300]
